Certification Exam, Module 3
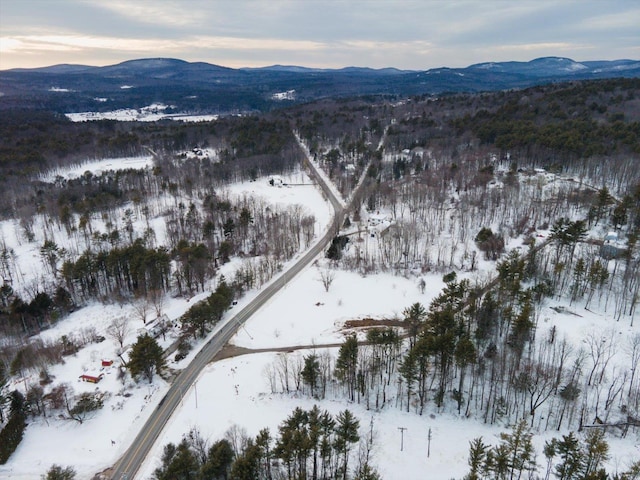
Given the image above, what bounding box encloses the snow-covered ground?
[38,156,154,182]
[65,103,219,123]
[1,161,638,479]
[137,265,640,479]
[0,166,335,479]
[232,268,439,350]
[3,270,639,480]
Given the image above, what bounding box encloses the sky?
[0,0,639,71]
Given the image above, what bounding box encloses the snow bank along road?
[105,138,350,480]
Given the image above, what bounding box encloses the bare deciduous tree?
[149,288,165,318]
[106,316,130,351]
[626,333,640,401]
[319,267,336,292]
[132,298,150,324]
[224,424,249,458]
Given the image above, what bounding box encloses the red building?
[79,373,104,383]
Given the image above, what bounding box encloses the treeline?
[229,116,294,157]
[0,285,74,336]
[463,420,640,480]
[1,129,312,312]
[180,277,235,338]
[0,110,295,175]
[0,109,163,183]
[51,190,314,301]
[153,405,379,480]
[465,115,640,158]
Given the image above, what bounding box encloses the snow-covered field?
[4,261,636,479]
[0,165,335,479]
[135,262,639,479]
[38,156,154,182]
[65,103,219,123]
[1,158,638,479]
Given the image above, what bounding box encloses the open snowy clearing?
[136,263,640,479]
[2,257,639,480]
[232,268,442,350]
[65,103,220,123]
[38,156,154,182]
[137,349,639,480]
[0,159,638,479]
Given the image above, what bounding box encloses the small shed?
[79,373,104,384]
[101,359,113,367]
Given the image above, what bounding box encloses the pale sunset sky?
[1,0,638,70]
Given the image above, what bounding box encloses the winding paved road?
[105,136,352,480]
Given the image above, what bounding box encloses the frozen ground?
[38,156,154,182]
[0,163,638,479]
[232,268,441,349]
[137,265,640,479]
[65,103,219,123]
[136,352,639,480]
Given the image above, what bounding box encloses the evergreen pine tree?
[496,420,536,480]
[0,390,27,465]
[334,410,360,480]
[42,464,76,480]
[554,432,584,480]
[229,439,261,480]
[582,429,609,479]
[403,302,427,348]
[335,335,358,401]
[465,437,489,480]
[301,354,321,397]
[200,439,234,480]
[128,333,166,382]
[154,439,198,480]
[354,463,382,480]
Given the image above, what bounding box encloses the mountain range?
[1,56,638,114]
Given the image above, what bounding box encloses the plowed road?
[106,141,347,480]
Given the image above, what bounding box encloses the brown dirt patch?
[342,317,405,330]
[210,319,407,363]
[213,344,257,361]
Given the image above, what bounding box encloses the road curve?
[106,138,346,480]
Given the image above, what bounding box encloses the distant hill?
[468,57,640,76]
[1,56,638,114]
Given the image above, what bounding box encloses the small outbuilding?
[79,373,104,384]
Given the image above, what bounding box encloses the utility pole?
[427,427,432,458]
[241,322,253,339]
[369,417,375,445]
[398,427,407,451]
